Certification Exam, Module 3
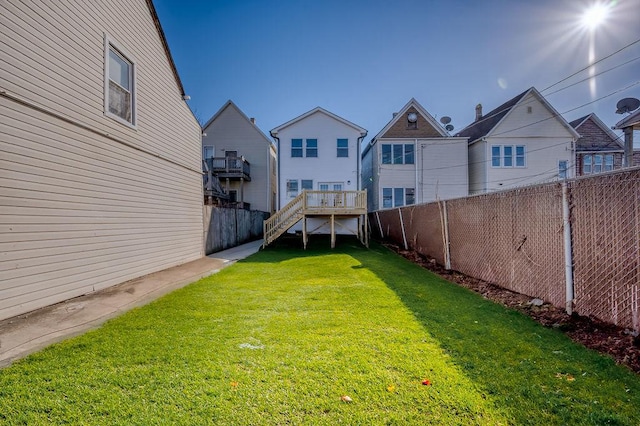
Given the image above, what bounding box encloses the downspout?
[357,132,367,190]
[415,139,419,204]
[270,131,281,210]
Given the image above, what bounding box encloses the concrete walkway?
[0,240,263,368]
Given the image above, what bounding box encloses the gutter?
[357,132,367,190]
[270,131,281,210]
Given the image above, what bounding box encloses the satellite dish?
[445,124,454,132]
[615,97,640,114]
[440,116,452,125]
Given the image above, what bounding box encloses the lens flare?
[581,3,609,29]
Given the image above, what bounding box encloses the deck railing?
[206,156,251,180]
[263,190,367,247]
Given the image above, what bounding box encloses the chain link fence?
[570,169,640,331]
[371,167,640,332]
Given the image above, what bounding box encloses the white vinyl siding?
[0,97,202,320]
[0,0,201,170]
[0,0,202,321]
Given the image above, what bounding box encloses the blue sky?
[154,0,640,145]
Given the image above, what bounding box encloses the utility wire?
[541,37,640,92]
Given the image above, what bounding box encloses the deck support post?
[331,214,336,249]
[302,215,308,249]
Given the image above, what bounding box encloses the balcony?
[205,156,251,181]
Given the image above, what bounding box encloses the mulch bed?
[383,243,640,375]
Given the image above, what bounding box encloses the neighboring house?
[361,98,468,211]
[613,108,640,168]
[265,107,367,246]
[0,1,203,321]
[202,100,277,214]
[569,113,624,176]
[456,87,580,194]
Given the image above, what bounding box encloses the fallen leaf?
[566,375,575,382]
[230,381,239,388]
[340,395,353,402]
[387,384,396,393]
[422,379,432,386]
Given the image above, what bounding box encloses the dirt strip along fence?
[203,206,269,255]
[371,167,640,332]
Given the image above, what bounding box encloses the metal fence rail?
[371,167,640,332]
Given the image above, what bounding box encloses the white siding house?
[270,107,367,235]
[362,98,468,211]
[202,101,276,213]
[0,0,203,321]
[457,87,579,194]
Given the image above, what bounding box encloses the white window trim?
[381,187,415,208]
[491,144,526,168]
[104,34,137,129]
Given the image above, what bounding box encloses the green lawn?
[1,237,639,425]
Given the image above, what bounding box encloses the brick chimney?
[475,104,483,121]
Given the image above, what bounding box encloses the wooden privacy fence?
[203,206,268,255]
[371,167,640,332]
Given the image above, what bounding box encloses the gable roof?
[455,87,580,143]
[371,98,449,141]
[270,107,367,136]
[570,113,623,151]
[202,100,274,147]
[145,0,187,98]
[614,108,640,130]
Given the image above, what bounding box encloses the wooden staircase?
[263,190,368,248]
[263,191,305,247]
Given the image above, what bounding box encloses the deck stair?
[263,190,368,248]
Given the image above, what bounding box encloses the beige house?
[361,98,468,211]
[0,0,203,320]
[202,101,276,214]
[457,87,580,194]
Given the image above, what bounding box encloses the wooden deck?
[263,190,368,248]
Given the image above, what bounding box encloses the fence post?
[375,211,383,238]
[562,182,574,315]
[398,208,408,250]
[442,200,451,270]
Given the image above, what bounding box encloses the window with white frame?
[291,139,303,157]
[319,182,343,191]
[593,154,603,173]
[583,155,592,174]
[306,139,318,157]
[286,179,298,198]
[558,160,568,179]
[491,145,526,168]
[582,154,614,174]
[337,139,348,157]
[105,38,135,126]
[382,187,415,208]
[203,146,214,160]
[605,154,614,171]
[381,144,414,164]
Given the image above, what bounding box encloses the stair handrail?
[263,191,306,245]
